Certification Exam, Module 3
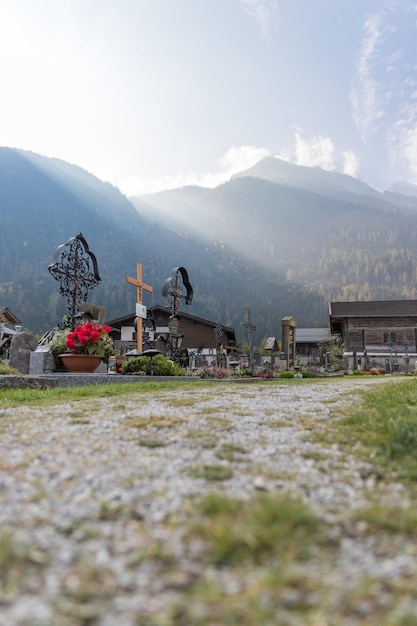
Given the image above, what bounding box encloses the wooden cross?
[125,263,153,351]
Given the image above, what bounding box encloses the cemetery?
[2,232,417,385]
[2,234,417,625]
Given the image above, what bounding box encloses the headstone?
[80,303,106,325]
[29,346,54,375]
[179,348,189,369]
[9,332,39,374]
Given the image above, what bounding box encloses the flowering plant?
[65,322,113,358]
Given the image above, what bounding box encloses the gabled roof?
[106,305,236,335]
[265,337,279,350]
[329,300,417,318]
[0,307,21,325]
[296,328,330,343]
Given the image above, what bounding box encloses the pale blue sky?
[0,0,416,195]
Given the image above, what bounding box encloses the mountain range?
[2,147,417,344]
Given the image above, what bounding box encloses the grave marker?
[125,263,153,352]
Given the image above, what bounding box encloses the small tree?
[317,332,345,371]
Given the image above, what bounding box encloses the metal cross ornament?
[162,266,193,316]
[48,233,101,327]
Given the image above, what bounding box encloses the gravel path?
[0,377,415,625]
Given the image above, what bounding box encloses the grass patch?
[138,437,166,448]
[325,380,417,482]
[191,491,321,566]
[0,528,49,597]
[98,500,143,522]
[261,418,293,428]
[188,464,234,481]
[161,395,205,407]
[185,429,219,448]
[355,504,417,535]
[205,417,233,431]
[69,417,91,425]
[123,415,186,429]
[215,442,247,461]
[0,380,199,408]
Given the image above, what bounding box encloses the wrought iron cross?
[162,266,193,316]
[242,306,256,369]
[48,233,101,327]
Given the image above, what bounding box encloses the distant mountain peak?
[232,156,379,198]
[387,181,417,198]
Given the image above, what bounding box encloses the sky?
[1,0,417,196]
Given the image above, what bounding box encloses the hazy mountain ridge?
[231,157,381,199]
[132,157,417,313]
[0,148,328,340]
[2,147,417,342]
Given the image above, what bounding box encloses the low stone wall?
[0,376,59,390]
[0,374,198,389]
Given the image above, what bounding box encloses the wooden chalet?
[329,300,417,370]
[0,307,22,353]
[106,305,236,365]
[295,328,330,365]
[0,307,21,326]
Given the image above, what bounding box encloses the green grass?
[138,437,166,448]
[191,491,321,566]
[0,376,352,408]
[0,380,198,407]
[354,503,417,535]
[188,464,234,481]
[326,379,417,482]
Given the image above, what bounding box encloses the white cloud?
[120,145,272,196]
[293,132,335,170]
[120,133,362,197]
[277,130,336,171]
[238,0,280,41]
[277,130,360,179]
[387,108,417,183]
[350,13,386,142]
[342,150,359,178]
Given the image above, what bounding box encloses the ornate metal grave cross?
[242,306,256,369]
[161,267,193,362]
[213,323,224,366]
[161,266,193,316]
[125,263,153,352]
[48,233,101,328]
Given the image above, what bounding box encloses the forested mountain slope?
[0,149,327,341]
[3,147,417,341]
[133,158,417,306]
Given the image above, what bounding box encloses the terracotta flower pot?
[59,354,103,373]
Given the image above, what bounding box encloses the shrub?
[121,354,184,376]
[152,354,184,376]
[0,362,20,375]
[232,367,253,378]
[47,330,69,369]
[279,371,295,378]
[121,356,148,375]
[301,370,313,378]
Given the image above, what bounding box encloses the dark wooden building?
[106,305,236,364]
[295,328,330,365]
[0,307,21,354]
[329,300,417,370]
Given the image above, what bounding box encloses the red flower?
[64,322,113,356]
